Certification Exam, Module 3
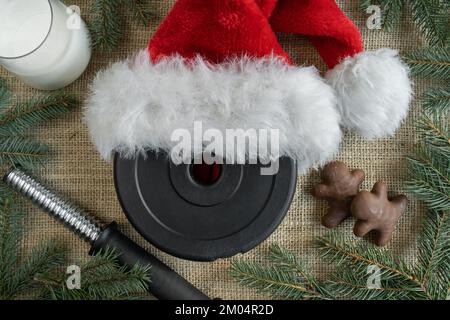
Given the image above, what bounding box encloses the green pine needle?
[11,241,66,298]
[267,244,332,299]
[0,183,13,199]
[89,0,122,52]
[362,1,449,45]
[423,86,450,113]
[360,0,373,11]
[0,78,76,174]
[415,113,450,156]
[0,137,48,170]
[76,249,150,300]
[230,260,324,300]
[230,244,334,300]
[0,79,11,110]
[126,0,157,26]
[406,113,450,211]
[410,0,449,47]
[360,0,404,31]
[315,231,430,299]
[0,93,78,136]
[36,249,150,300]
[0,197,65,300]
[403,47,450,80]
[416,210,450,300]
[407,157,450,211]
[0,197,24,299]
[326,265,413,300]
[231,225,449,300]
[381,0,404,32]
[89,0,157,52]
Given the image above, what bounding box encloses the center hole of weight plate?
[190,162,222,186]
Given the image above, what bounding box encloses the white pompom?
[326,48,412,139]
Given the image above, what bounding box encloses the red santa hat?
[85,0,411,173]
[264,0,412,138]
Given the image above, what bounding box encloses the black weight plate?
[114,151,297,261]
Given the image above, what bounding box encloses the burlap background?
[1,1,429,299]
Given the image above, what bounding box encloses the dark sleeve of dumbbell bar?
[89,222,210,300]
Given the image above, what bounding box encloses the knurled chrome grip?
[4,168,103,244]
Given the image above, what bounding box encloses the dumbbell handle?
[3,168,209,300]
[91,221,209,300]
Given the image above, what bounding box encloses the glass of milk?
[0,0,91,90]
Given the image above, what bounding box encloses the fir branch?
[230,260,326,300]
[407,107,450,300]
[416,113,450,157]
[126,0,157,26]
[315,231,431,299]
[360,0,404,31]
[362,0,449,45]
[0,78,11,110]
[89,0,122,52]
[0,78,76,174]
[381,0,404,32]
[231,245,335,300]
[83,265,149,300]
[37,249,150,300]
[360,0,373,11]
[0,199,65,300]
[0,93,78,136]
[327,266,412,300]
[0,197,24,299]
[406,114,450,211]
[267,244,332,299]
[416,210,450,300]
[0,137,48,170]
[407,159,450,211]
[0,183,13,199]
[403,47,450,80]
[231,228,448,300]
[423,86,450,113]
[89,0,157,52]
[410,0,449,47]
[10,241,66,298]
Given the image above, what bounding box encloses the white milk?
[0,0,91,90]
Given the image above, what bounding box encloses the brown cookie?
[312,161,365,228]
[351,181,408,246]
